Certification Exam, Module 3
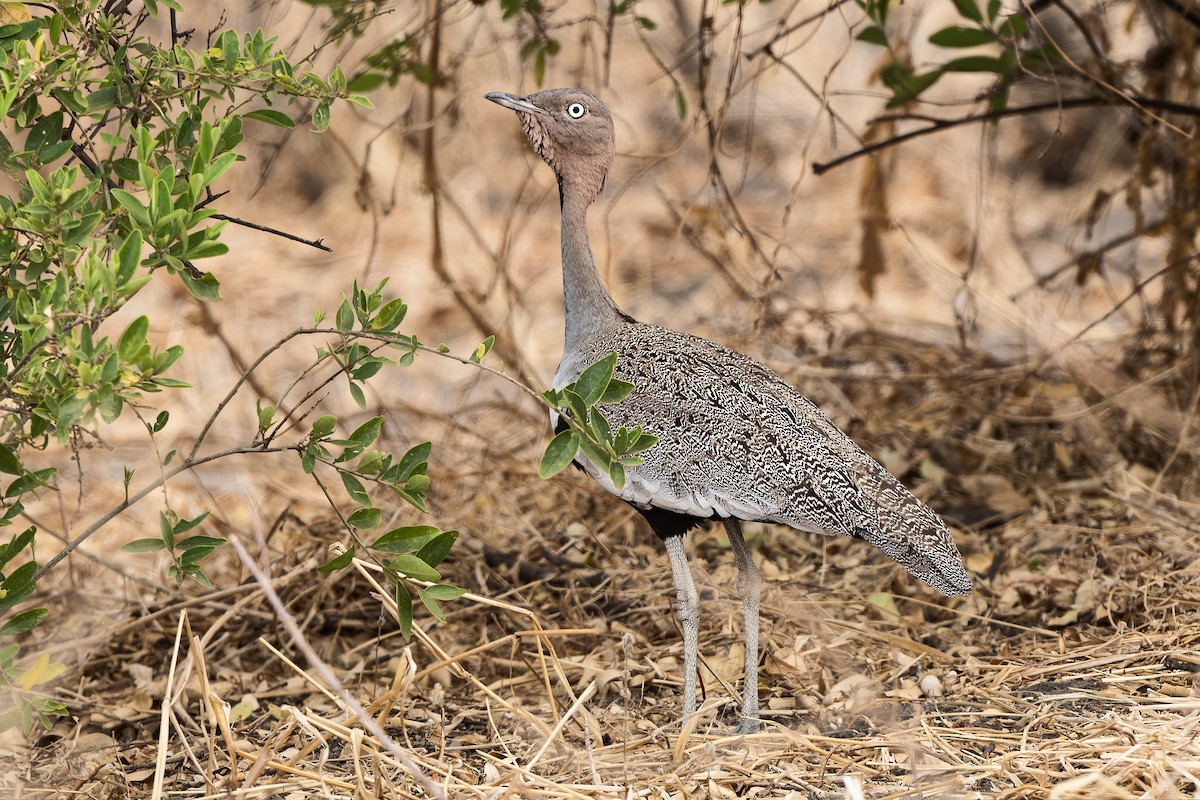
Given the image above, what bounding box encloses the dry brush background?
[6,0,1200,798]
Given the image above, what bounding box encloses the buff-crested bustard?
[485,88,972,734]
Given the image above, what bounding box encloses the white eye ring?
[566,102,587,119]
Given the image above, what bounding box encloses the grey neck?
[558,178,622,351]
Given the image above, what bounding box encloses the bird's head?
[486,88,615,204]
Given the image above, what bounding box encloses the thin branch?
[1010,219,1164,300]
[957,253,1194,437]
[35,443,294,580]
[812,95,1200,175]
[39,319,578,584]
[1045,0,1106,63]
[744,0,856,61]
[229,537,448,800]
[187,326,314,463]
[209,213,331,251]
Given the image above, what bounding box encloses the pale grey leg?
[725,518,762,733]
[663,534,700,724]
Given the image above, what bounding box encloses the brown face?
[486,89,616,199]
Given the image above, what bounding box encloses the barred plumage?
[486,87,971,734]
[559,322,971,598]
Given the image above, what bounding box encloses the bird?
[485,88,972,734]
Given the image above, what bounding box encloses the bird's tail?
[849,465,973,597]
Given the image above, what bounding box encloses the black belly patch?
[636,505,714,540]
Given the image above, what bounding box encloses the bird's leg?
[663,534,701,723]
[725,518,762,734]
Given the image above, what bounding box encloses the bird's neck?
[558,177,622,351]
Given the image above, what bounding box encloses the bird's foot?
[733,716,761,735]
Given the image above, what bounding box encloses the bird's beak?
[485,92,545,115]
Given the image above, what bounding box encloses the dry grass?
[9,347,1200,799]
[6,2,1200,797]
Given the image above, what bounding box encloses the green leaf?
[998,13,1028,38]
[117,316,149,361]
[173,511,210,535]
[624,429,659,454]
[563,389,589,426]
[533,47,546,87]
[115,230,143,283]
[599,378,635,405]
[3,468,54,498]
[243,108,296,128]
[347,72,385,92]
[335,298,354,331]
[470,335,495,363]
[539,429,580,479]
[589,405,611,443]
[606,459,626,489]
[318,547,355,571]
[312,415,337,437]
[875,0,892,25]
[387,554,441,582]
[312,100,331,132]
[257,403,274,431]
[177,535,225,550]
[574,353,617,406]
[0,608,48,636]
[180,564,213,588]
[424,584,467,600]
[0,527,35,571]
[1021,42,1064,68]
[0,562,35,611]
[110,188,150,228]
[868,591,901,618]
[349,416,384,447]
[942,55,1008,73]
[417,588,446,622]
[855,25,888,46]
[579,437,613,475]
[23,110,63,160]
[928,26,996,47]
[395,584,413,640]
[0,445,20,476]
[341,471,370,506]
[178,547,218,568]
[395,442,431,482]
[348,381,366,409]
[372,298,407,331]
[882,64,944,107]
[347,507,382,530]
[180,270,222,301]
[952,0,983,22]
[220,29,240,68]
[372,525,441,553]
[415,530,458,567]
[120,538,167,553]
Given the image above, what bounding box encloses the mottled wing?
[563,323,971,596]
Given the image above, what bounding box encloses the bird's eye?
[566,102,587,119]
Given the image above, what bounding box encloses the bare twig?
[813,96,1200,176]
[210,213,331,251]
[229,537,448,800]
